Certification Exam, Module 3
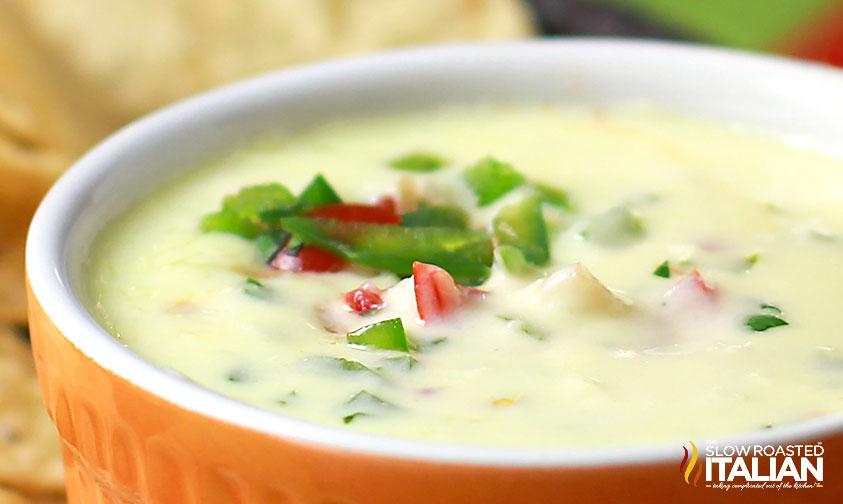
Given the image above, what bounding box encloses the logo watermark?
[679,440,824,491]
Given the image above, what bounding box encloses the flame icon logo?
[680,441,702,486]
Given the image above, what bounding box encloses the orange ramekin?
[26,41,843,503]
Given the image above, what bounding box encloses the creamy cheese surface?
[82,103,843,447]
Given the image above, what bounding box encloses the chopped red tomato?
[278,201,398,273]
[375,196,398,215]
[462,286,487,299]
[308,203,401,225]
[345,283,384,314]
[271,245,346,272]
[413,261,463,321]
[664,268,717,308]
[686,269,715,294]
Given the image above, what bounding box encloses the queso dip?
[82,103,843,447]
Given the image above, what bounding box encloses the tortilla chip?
[0,487,64,504]
[0,2,117,325]
[0,487,30,504]
[0,0,114,184]
[0,242,28,327]
[0,127,59,324]
[0,2,117,159]
[0,0,533,326]
[7,0,534,121]
[0,109,63,326]
[0,327,64,496]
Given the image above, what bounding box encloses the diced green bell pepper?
[342,390,395,423]
[257,203,306,228]
[463,157,526,206]
[299,174,342,208]
[309,357,378,375]
[580,206,644,247]
[497,245,532,274]
[389,152,447,172]
[255,230,290,263]
[347,318,409,351]
[532,182,572,211]
[280,217,493,285]
[493,197,550,266]
[347,390,394,408]
[400,203,468,228]
[223,183,296,219]
[384,355,418,370]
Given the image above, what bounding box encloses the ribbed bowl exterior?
[27,282,842,503]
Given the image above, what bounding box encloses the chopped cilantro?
[244,277,273,300]
[498,314,544,340]
[343,412,367,424]
[277,390,297,406]
[746,314,789,332]
[653,260,671,278]
[201,210,264,239]
[519,321,544,340]
[223,183,295,220]
[760,303,782,314]
[202,183,297,237]
[226,368,251,383]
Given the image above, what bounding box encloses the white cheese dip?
[82,103,843,447]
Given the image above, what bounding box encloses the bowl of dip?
[26,40,843,503]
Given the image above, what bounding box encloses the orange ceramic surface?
[27,280,842,504]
